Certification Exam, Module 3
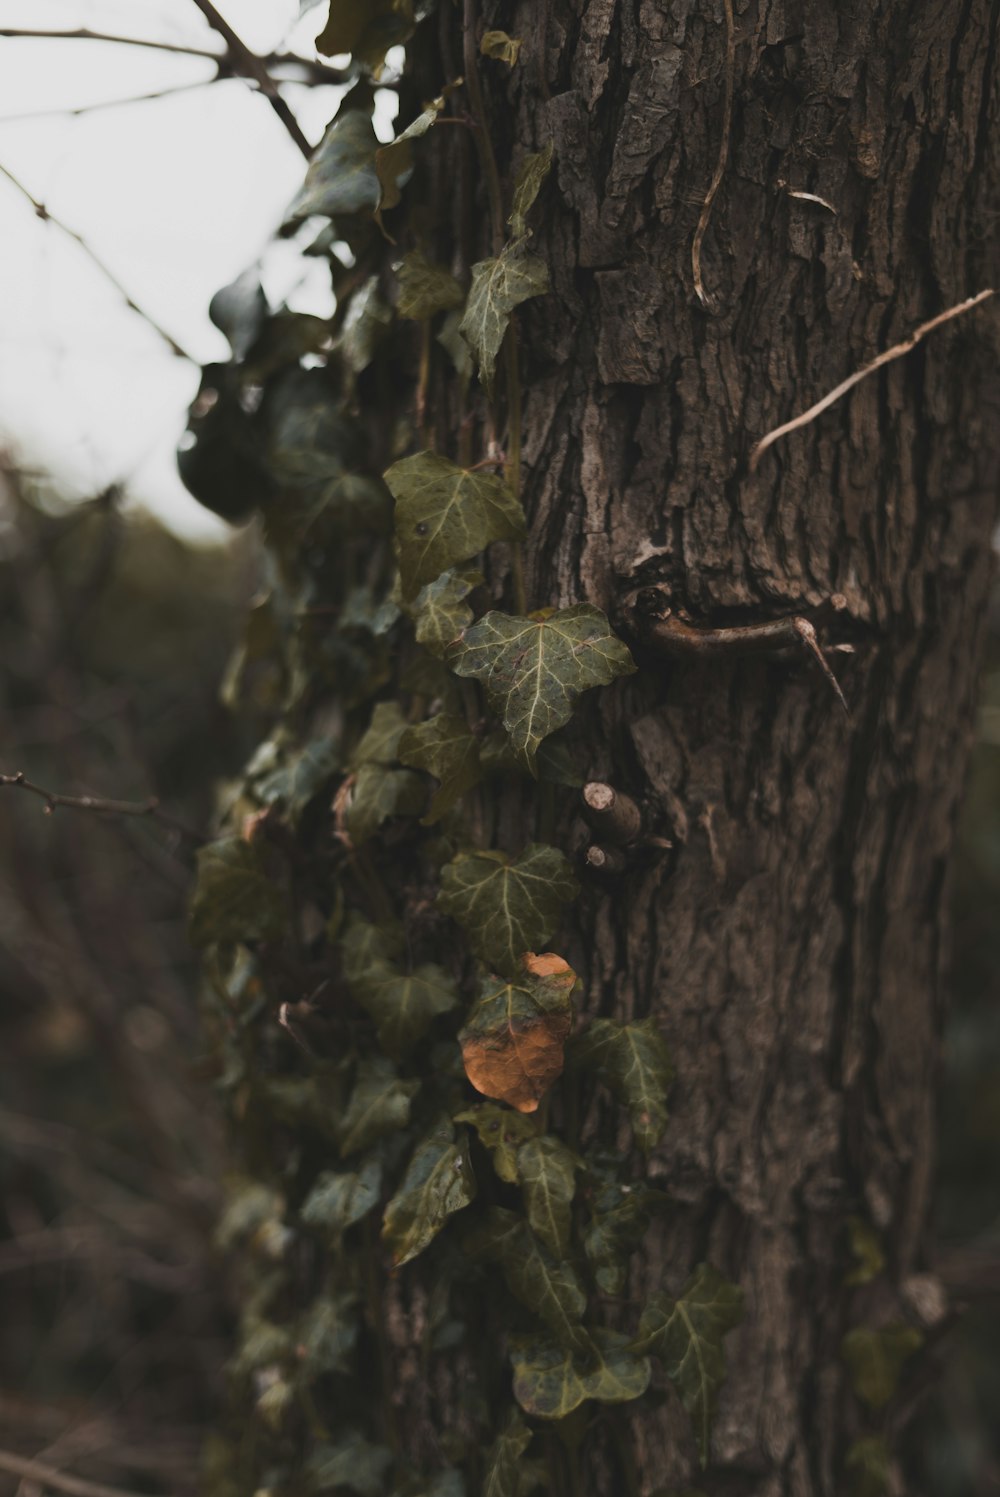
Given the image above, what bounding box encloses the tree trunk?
[196,2,1000,1494]
[493,0,999,1489]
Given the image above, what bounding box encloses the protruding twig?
[584,843,628,876]
[749,289,996,471]
[0,1447,160,1497]
[189,0,312,159]
[691,0,735,307]
[581,782,643,846]
[1,771,202,845]
[791,617,849,713]
[0,160,196,362]
[0,25,349,82]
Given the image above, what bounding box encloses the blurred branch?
[0,78,219,123]
[0,771,203,846]
[0,26,349,85]
[0,1449,163,1497]
[0,161,197,363]
[189,0,313,158]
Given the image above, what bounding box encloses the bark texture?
[468,0,999,1490]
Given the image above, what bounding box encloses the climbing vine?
[185,6,743,1494]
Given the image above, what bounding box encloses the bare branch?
[0,771,202,846]
[0,160,197,363]
[0,27,349,85]
[0,1449,163,1497]
[691,0,735,308]
[749,289,997,471]
[189,0,312,158]
[0,78,219,123]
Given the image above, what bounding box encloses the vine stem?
[462,0,528,615]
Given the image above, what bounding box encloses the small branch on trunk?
[0,771,202,846]
[749,288,996,471]
[0,160,196,363]
[583,843,628,876]
[189,0,312,159]
[581,782,643,845]
[0,1449,160,1497]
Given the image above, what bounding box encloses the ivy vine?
[186,7,744,1494]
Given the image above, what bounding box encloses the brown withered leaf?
[459,954,577,1113]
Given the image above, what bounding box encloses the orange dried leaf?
[459,963,577,1113]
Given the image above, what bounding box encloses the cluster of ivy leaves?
[185,6,744,1494]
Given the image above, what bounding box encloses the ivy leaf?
[581,1174,660,1294]
[315,0,414,72]
[398,713,483,822]
[437,307,473,378]
[508,145,554,240]
[481,1410,533,1497]
[510,1328,651,1421]
[397,250,465,320]
[346,764,426,843]
[454,1103,538,1184]
[458,955,576,1113]
[209,267,268,361]
[306,1433,394,1494]
[189,836,290,948]
[841,1324,923,1411]
[382,1119,476,1267]
[517,1136,579,1258]
[845,1437,891,1497]
[480,30,522,66]
[375,95,450,236]
[459,240,549,395]
[438,845,579,976]
[569,1017,674,1152]
[471,1207,589,1353]
[342,915,458,1056]
[845,1216,886,1287]
[285,111,380,224]
[254,736,340,825]
[448,606,635,773]
[338,1057,419,1157]
[340,274,393,374]
[297,1291,359,1377]
[408,568,482,657]
[352,700,408,767]
[300,1159,383,1236]
[631,1264,745,1466]
[385,450,526,600]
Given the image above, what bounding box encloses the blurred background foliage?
[0,445,997,1494]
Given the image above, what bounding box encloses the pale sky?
[0,0,397,540]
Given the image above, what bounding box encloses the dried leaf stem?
[749,288,996,471]
[463,0,527,614]
[0,160,196,363]
[691,0,735,308]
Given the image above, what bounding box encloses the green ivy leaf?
[408,569,482,657]
[569,1017,674,1152]
[458,955,576,1113]
[254,736,340,824]
[315,0,414,71]
[845,1436,891,1497]
[459,240,549,395]
[510,1328,650,1421]
[189,836,290,948]
[300,1159,383,1235]
[437,307,473,378]
[517,1136,580,1258]
[347,763,425,843]
[297,1291,359,1377]
[397,250,465,319]
[285,111,380,224]
[841,1324,923,1411]
[352,700,408,767]
[209,267,268,361]
[398,713,483,822]
[342,916,458,1056]
[438,844,579,977]
[382,1119,477,1266]
[581,1174,660,1295]
[481,1410,533,1497]
[480,30,522,66]
[845,1216,886,1286]
[338,1057,419,1157]
[385,451,526,600]
[471,1207,589,1354]
[448,606,635,773]
[340,274,393,374]
[631,1264,745,1466]
[306,1433,394,1494]
[454,1103,538,1184]
[375,95,450,236]
[508,145,554,240]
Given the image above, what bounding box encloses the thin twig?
[189,0,312,158]
[0,1449,163,1497]
[0,771,202,846]
[691,0,735,307]
[0,78,219,124]
[0,27,348,85]
[0,161,196,363]
[749,288,996,471]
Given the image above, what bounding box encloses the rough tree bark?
[467,0,999,1491]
